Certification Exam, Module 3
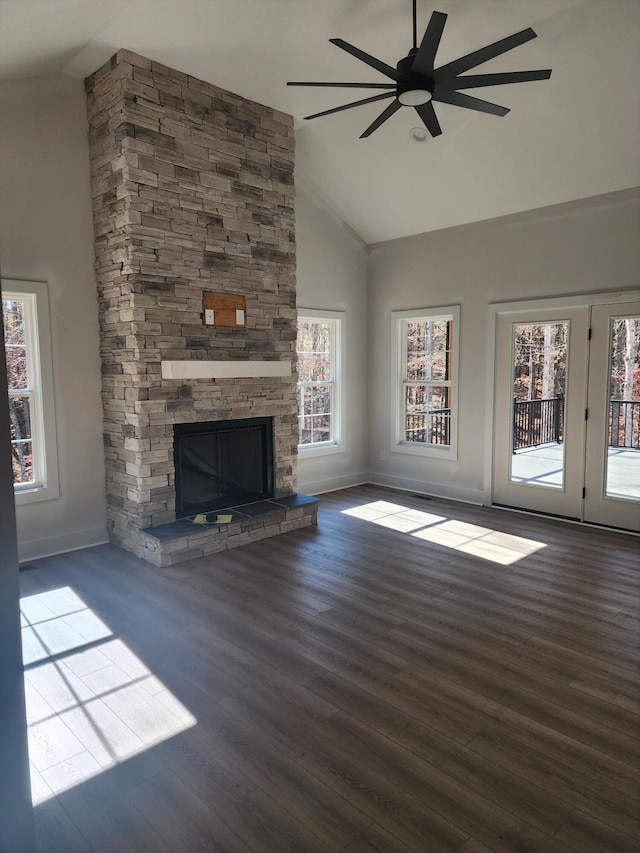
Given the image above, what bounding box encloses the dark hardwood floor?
[20,485,639,852]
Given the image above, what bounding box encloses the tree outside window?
[404,318,452,446]
[609,317,640,449]
[296,313,343,450]
[2,280,59,502]
[393,306,460,459]
[3,296,36,486]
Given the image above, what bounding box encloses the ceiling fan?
[287,1,552,138]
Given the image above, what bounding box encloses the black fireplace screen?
[173,417,274,518]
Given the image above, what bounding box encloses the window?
[2,280,59,503]
[392,306,460,459]
[296,310,344,454]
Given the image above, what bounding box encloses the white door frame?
[484,289,640,516]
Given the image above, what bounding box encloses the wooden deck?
[511,444,640,500]
[21,485,639,852]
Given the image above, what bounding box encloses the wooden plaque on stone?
[202,292,247,327]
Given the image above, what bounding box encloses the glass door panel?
[492,307,588,519]
[605,315,640,499]
[584,302,640,531]
[510,321,568,490]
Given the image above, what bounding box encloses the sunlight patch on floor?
[21,587,196,805]
[342,501,546,565]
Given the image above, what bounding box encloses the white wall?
[0,74,107,560]
[2,72,638,546]
[367,189,640,504]
[295,182,369,494]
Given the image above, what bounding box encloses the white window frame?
[2,279,59,504]
[391,305,460,460]
[296,309,345,458]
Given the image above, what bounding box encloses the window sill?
[392,442,457,461]
[298,443,345,459]
[14,483,60,506]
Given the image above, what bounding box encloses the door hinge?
[588,327,592,341]
[585,408,589,420]
[582,487,586,499]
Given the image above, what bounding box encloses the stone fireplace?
[85,50,317,565]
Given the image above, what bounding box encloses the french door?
[492,297,640,532]
[583,302,640,530]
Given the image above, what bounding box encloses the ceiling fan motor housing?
[396,50,433,105]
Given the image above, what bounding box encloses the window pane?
[2,299,26,346]
[406,320,450,381]
[296,321,332,382]
[405,385,450,413]
[298,384,334,444]
[12,440,33,484]
[6,346,27,390]
[4,299,36,486]
[299,416,312,445]
[311,354,331,382]
[9,396,32,441]
[8,391,35,486]
[311,414,331,444]
[405,414,451,445]
[313,414,331,431]
[404,385,451,445]
[3,298,29,390]
[311,385,332,415]
[297,352,312,383]
[301,386,312,416]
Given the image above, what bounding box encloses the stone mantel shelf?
[161,360,292,380]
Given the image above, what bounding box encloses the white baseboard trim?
[367,472,485,506]
[299,472,369,496]
[18,526,109,563]
[300,470,485,505]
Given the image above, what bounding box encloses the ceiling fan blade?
[360,100,402,138]
[329,38,405,82]
[415,101,442,137]
[433,89,509,116]
[433,28,537,81]
[436,69,551,91]
[303,92,396,121]
[287,81,396,89]
[412,11,448,76]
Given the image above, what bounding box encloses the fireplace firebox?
[173,417,274,519]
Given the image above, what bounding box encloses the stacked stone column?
[85,50,298,558]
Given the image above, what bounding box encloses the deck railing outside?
[406,409,451,445]
[513,397,640,452]
[513,396,564,452]
[609,400,640,449]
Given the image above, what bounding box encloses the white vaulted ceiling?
[1,0,638,244]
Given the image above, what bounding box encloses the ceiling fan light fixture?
[398,88,432,106]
